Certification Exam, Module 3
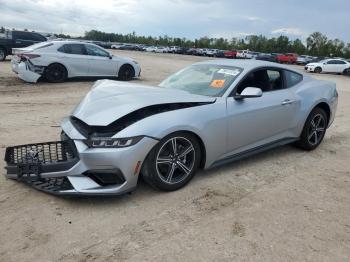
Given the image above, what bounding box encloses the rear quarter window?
[285,70,303,88]
[58,44,86,55]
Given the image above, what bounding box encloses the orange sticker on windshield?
[210,79,225,88]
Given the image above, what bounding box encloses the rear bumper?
[11,60,42,83]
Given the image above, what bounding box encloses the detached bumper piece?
[4,140,79,194]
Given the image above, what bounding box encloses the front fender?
[114,99,228,168]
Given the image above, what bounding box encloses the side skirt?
[210,138,298,169]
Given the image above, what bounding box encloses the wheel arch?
[119,63,135,77]
[173,130,207,169]
[46,62,68,74]
[143,129,207,170]
[313,102,331,125]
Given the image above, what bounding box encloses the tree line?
[83,30,350,58]
[1,26,349,58]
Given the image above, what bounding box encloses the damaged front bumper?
[4,140,79,195]
[11,60,44,83]
[4,134,159,196]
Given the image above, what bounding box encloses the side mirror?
[109,54,113,59]
[234,87,263,99]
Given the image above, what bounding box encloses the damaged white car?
[11,41,141,83]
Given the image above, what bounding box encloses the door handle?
[281,99,295,105]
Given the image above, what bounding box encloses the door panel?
[62,54,89,76]
[85,44,116,76]
[57,44,89,76]
[324,61,337,72]
[87,56,116,76]
[226,89,299,154]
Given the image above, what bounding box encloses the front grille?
[30,177,74,192]
[5,141,76,165]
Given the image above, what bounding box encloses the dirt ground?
[0,51,349,262]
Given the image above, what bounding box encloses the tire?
[343,68,350,76]
[142,132,202,191]
[295,107,328,150]
[0,47,6,61]
[44,63,67,83]
[314,67,322,73]
[118,64,135,81]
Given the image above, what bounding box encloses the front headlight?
[85,136,143,148]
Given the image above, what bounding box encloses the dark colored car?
[215,50,226,58]
[256,53,277,62]
[0,30,47,61]
[175,47,189,54]
[95,41,112,49]
[185,48,197,55]
[118,44,144,51]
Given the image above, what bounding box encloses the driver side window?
[236,69,283,94]
[85,45,110,57]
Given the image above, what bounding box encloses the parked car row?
[2,31,350,80]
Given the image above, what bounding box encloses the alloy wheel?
[156,137,195,184]
[307,114,326,146]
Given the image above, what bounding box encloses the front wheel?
[314,67,322,73]
[118,64,135,81]
[295,108,328,150]
[142,132,201,191]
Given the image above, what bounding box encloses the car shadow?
[59,144,304,206]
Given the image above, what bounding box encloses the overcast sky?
[0,0,349,41]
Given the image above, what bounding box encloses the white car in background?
[154,46,168,53]
[11,40,141,83]
[296,55,313,65]
[145,46,168,53]
[168,46,181,53]
[145,46,157,52]
[305,59,350,74]
[111,44,123,49]
[236,50,255,59]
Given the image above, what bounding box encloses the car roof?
[195,59,299,72]
[50,40,97,45]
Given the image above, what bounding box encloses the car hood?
[72,80,216,126]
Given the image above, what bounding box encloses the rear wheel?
[45,63,67,83]
[0,47,6,61]
[314,67,322,73]
[296,108,328,150]
[142,132,201,191]
[118,64,135,81]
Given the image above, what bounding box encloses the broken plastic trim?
[71,101,214,138]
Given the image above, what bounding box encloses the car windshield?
[159,64,242,97]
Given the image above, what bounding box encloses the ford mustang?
[4,60,338,195]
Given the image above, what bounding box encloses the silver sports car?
[4,60,338,195]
